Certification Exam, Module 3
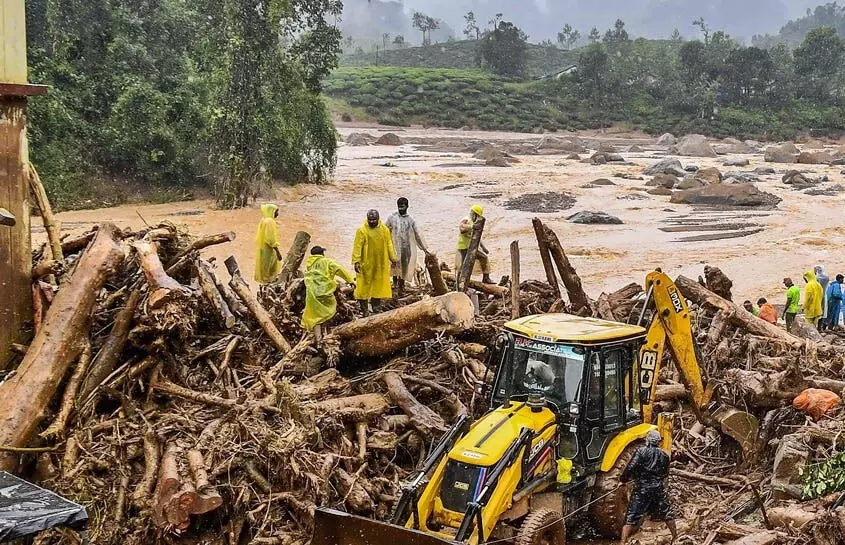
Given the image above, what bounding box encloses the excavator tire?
[515,509,566,545]
[589,443,640,538]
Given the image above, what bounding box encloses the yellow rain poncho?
[803,270,824,325]
[254,204,282,284]
[352,220,396,300]
[302,255,353,330]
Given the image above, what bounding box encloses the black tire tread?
[515,508,565,545]
[590,442,641,538]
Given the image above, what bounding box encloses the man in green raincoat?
[302,246,354,342]
[352,210,397,316]
[254,204,283,284]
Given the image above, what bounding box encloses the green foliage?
[801,451,845,499]
[26,0,340,211]
[755,2,845,47]
[478,21,529,78]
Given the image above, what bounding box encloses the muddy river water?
[53,126,845,305]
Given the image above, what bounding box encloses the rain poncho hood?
[803,270,824,323]
[302,255,353,330]
[254,204,282,284]
[386,212,427,283]
[353,220,396,300]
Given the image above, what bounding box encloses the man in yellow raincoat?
[302,246,354,342]
[803,270,824,328]
[456,204,492,284]
[353,210,397,316]
[255,204,283,284]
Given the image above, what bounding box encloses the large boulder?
[567,211,624,225]
[672,134,717,158]
[723,171,760,184]
[771,434,809,499]
[755,166,776,175]
[646,173,679,188]
[657,133,676,146]
[724,157,750,167]
[474,144,514,162]
[598,142,618,153]
[713,138,754,155]
[677,167,722,190]
[670,183,781,207]
[629,144,644,153]
[375,133,403,146]
[764,142,799,163]
[782,170,816,189]
[486,157,511,167]
[345,132,375,146]
[589,178,616,186]
[643,158,685,177]
[536,136,586,153]
[797,150,834,165]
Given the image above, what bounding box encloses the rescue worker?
[816,266,830,328]
[620,430,677,545]
[352,210,397,316]
[827,274,844,330]
[742,300,759,316]
[803,270,824,330]
[783,278,800,332]
[456,204,492,284]
[757,298,778,325]
[385,197,430,297]
[255,204,283,284]
[302,246,354,343]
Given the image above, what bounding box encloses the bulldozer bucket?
[711,404,759,457]
[312,508,459,545]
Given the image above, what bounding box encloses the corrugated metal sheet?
[0,0,28,84]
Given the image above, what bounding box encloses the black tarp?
[0,471,87,542]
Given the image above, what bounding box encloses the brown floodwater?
[51,126,845,305]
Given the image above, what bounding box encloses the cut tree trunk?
[457,217,485,292]
[31,259,63,279]
[442,272,508,298]
[40,340,93,439]
[61,231,96,255]
[544,224,590,313]
[26,164,63,263]
[0,223,123,472]
[186,449,222,514]
[166,231,236,267]
[78,288,142,403]
[723,368,807,408]
[655,383,688,402]
[703,265,733,301]
[213,272,248,318]
[532,218,561,300]
[225,256,291,355]
[196,259,236,329]
[425,253,448,296]
[510,241,521,319]
[153,442,189,530]
[278,231,311,284]
[675,275,805,349]
[133,240,190,309]
[132,430,160,508]
[330,292,474,358]
[383,372,448,437]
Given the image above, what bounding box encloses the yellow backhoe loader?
[312,270,758,545]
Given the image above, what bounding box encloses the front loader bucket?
[312,508,458,545]
[711,404,759,457]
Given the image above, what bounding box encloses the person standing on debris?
[456,204,493,284]
[620,430,677,545]
[353,210,397,317]
[742,300,759,316]
[816,266,830,328]
[783,278,801,332]
[255,204,284,284]
[386,197,430,297]
[302,246,354,343]
[803,270,824,330]
[757,298,778,325]
[826,274,844,330]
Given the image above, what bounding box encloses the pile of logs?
[8,210,845,545]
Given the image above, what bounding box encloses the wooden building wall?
[0,0,32,368]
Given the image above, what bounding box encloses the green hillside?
[324,67,579,132]
[340,40,577,78]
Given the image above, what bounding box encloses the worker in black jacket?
[620,430,678,544]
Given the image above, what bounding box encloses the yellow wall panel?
[0,0,28,83]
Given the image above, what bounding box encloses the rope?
[477,483,625,545]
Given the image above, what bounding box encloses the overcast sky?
[349,0,825,42]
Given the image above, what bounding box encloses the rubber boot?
[395,278,405,298]
[358,299,370,317]
[482,274,493,284]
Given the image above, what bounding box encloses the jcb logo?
[640,350,658,391]
[668,287,683,314]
